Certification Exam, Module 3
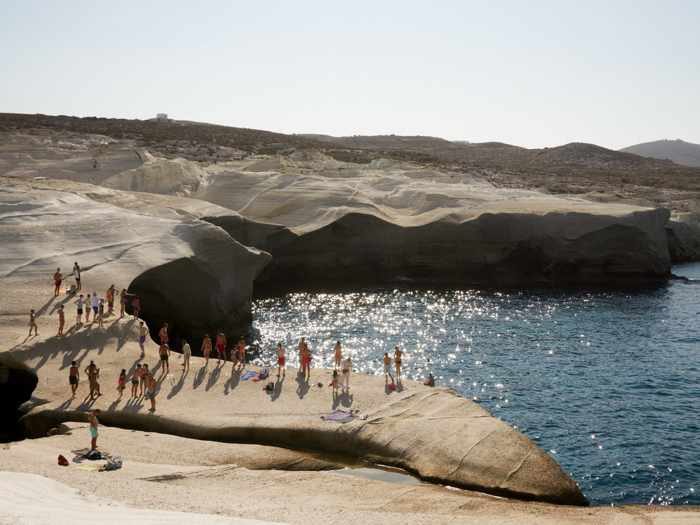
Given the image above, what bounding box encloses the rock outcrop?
[0,178,270,348]
[667,214,700,263]
[20,387,586,505]
[0,353,38,440]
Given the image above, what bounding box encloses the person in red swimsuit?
[215,332,227,364]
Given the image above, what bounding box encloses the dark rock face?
[0,353,38,441]
[667,219,700,263]
[209,209,672,294]
[128,222,271,353]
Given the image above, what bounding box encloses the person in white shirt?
[341,356,352,391]
[182,340,191,372]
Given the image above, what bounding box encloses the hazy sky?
[2,1,698,149]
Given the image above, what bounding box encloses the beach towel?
[321,410,356,423]
[240,370,258,381]
[252,368,269,382]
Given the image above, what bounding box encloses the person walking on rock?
[28,309,38,337]
[201,334,212,367]
[53,268,63,297]
[138,321,147,354]
[69,360,79,397]
[57,304,65,336]
[88,410,100,451]
[182,339,191,372]
[276,343,286,378]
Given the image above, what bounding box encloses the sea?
[251,263,700,506]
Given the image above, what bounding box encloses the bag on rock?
[57,454,69,466]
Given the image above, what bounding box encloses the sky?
[1,1,698,149]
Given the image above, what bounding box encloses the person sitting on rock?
[423,373,435,387]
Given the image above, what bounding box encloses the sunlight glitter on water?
[251,264,700,506]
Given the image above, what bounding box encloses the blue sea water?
[251,263,700,506]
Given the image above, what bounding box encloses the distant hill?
[621,139,700,167]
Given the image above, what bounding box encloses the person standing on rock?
[85,294,92,322]
[215,332,227,364]
[69,361,79,397]
[53,268,63,297]
[146,372,158,412]
[383,352,394,384]
[88,410,100,451]
[301,343,312,381]
[139,364,149,397]
[235,338,246,369]
[159,323,169,346]
[85,361,101,399]
[117,369,126,399]
[91,292,99,321]
[138,321,148,354]
[297,337,306,369]
[97,298,105,328]
[159,343,170,377]
[182,339,191,372]
[72,262,81,291]
[131,295,141,319]
[119,289,126,318]
[394,346,403,383]
[57,304,65,336]
[201,334,212,366]
[28,309,38,337]
[131,365,141,398]
[106,285,115,315]
[341,356,352,391]
[276,343,286,378]
[334,341,343,370]
[76,294,85,325]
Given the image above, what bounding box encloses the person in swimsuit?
[341,356,352,391]
[119,289,126,318]
[53,268,63,297]
[28,309,38,337]
[131,295,141,319]
[394,346,403,382]
[106,285,115,314]
[297,337,306,369]
[131,364,141,398]
[383,352,394,384]
[88,410,100,451]
[181,339,191,372]
[146,372,158,412]
[276,343,286,377]
[201,334,212,367]
[76,294,84,325]
[57,304,65,336]
[117,369,126,399]
[72,262,81,291]
[139,364,149,396]
[85,361,101,399]
[159,323,169,345]
[329,369,339,394]
[85,294,92,322]
[235,338,246,369]
[69,361,79,397]
[302,343,312,380]
[215,332,227,364]
[91,293,99,319]
[334,341,342,370]
[138,321,147,353]
[97,298,105,328]
[159,343,170,376]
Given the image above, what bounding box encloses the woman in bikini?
[117,369,126,399]
[159,343,170,376]
[159,323,169,346]
[53,268,63,297]
[138,321,147,353]
[276,342,286,377]
[131,365,141,398]
[394,346,403,382]
[333,341,342,370]
[236,338,246,368]
[201,334,212,366]
[215,332,227,364]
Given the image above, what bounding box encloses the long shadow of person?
[167,368,189,399]
[270,375,285,401]
[205,363,222,391]
[332,391,354,410]
[193,365,206,390]
[295,372,309,399]
[224,367,240,395]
